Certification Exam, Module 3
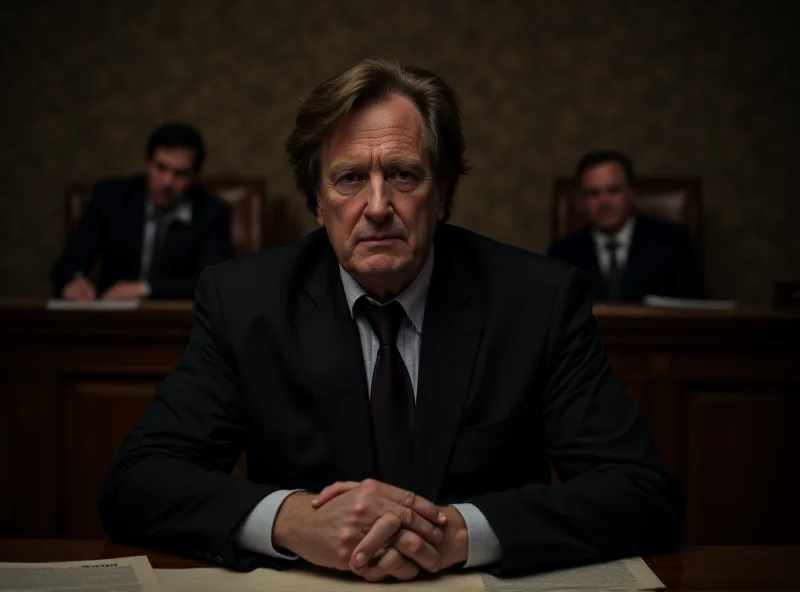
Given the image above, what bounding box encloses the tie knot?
[355,297,406,346]
[605,240,619,253]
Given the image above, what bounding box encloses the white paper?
[155,567,483,592]
[0,556,163,591]
[481,557,664,591]
[642,295,736,310]
[46,299,141,311]
[155,558,661,592]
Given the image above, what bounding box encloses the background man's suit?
[100,224,682,575]
[547,215,706,303]
[51,174,230,299]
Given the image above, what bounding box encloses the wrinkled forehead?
[580,161,630,190]
[150,147,196,172]
[324,95,430,163]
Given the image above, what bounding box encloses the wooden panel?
[61,379,248,539]
[636,382,682,480]
[62,380,158,539]
[685,387,800,544]
[0,374,13,535]
[12,373,60,538]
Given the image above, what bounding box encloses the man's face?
[317,94,445,301]
[579,161,635,234]
[146,147,196,208]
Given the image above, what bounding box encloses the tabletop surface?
[3,298,800,319]
[0,541,797,590]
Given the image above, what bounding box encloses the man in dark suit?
[100,59,682,581]
[547,151,706,303]
[51,122,231,301]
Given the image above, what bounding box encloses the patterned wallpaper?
[1,0,798,305]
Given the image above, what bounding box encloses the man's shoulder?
[191,184,230,215]
[206,228,328,288]
[635,215,692,244]
[548,228,590,253]
[438,224,576,286]
[92,174,144,203]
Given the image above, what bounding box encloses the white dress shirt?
[591,216,636,274]
[234,248,502,568]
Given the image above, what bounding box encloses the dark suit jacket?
[99,225,682,576]
[51,175,231,299]
[547,215,706,303]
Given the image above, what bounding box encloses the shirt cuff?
[450,503,502,568]
[233,489,304,560]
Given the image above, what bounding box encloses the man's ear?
[315,198,325,227]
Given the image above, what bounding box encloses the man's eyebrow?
[327,161,364,177]
[154,160,192,175]
[326,157,425,178]
[385,156,424,169]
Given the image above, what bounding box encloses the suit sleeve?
[467,268,684,575]
[665,229,706,299]
[50,186,104,296]
[148,205,232,299]
[99,266,289,571]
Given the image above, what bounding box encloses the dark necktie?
[605,240,623,301]
[148,212,171,281]
[355,297,415,489]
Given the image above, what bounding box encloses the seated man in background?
[547,151,706,303]
[51,122,231,301]
[100,59,681,581]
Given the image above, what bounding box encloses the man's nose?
[598,192,616,206]
[364,176,391,220]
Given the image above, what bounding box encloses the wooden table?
[2,300,799,545]
[0,541,797,590]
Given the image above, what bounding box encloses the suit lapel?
[297,250,377,482]
[621,217,646,301]
[578,230,608,300]
[125,184,147,275]
[411,234,485,501]
[157,219,189,272]
[151,195,198,275]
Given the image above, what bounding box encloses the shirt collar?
[592,215,636,248]
[339,247,434,334]
[146,197,193,224]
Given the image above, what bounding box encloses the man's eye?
[393,171,413,180]
[339,173,361,184]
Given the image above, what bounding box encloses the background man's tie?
[356,297,415,489]
[605,240,623,301]
[147,213,171,281]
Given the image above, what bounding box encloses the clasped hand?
[273,479,467,582]
[63,276,149,301]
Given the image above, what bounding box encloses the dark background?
[1,0,798,304]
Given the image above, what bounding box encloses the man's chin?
[153,196,172,208]
[596,219,626,234]
[351,254,410,277]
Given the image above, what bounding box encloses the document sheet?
[45,299,141,311]
[481,557,664,591]
[156,567,482,591]
[0,556,163,591]
[642,294,736,310]
[154,556,663,592]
